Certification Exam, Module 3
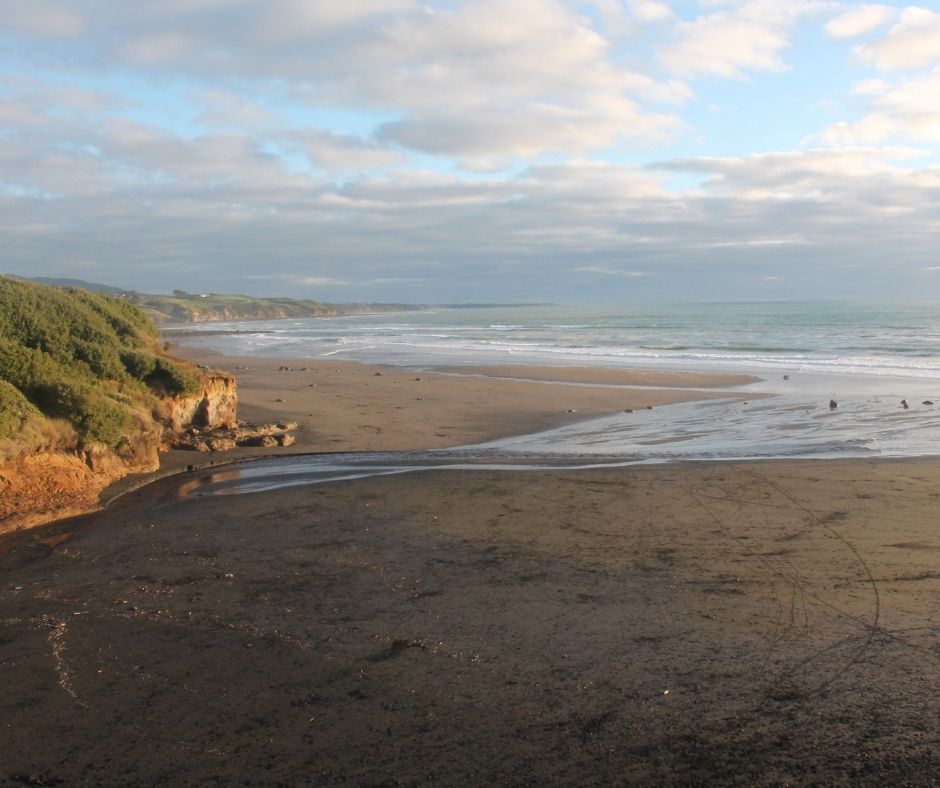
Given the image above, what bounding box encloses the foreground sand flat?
[2,459,940,783]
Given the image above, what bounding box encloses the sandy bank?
[432,363,760,388]
[171,346,749,456]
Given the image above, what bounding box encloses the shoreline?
[18,345,752,534]
[169,344,753,455]
[0,339,761,536]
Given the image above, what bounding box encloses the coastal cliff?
[161,373,238,432]
[0,277,239,532]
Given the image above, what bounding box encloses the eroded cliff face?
[0,370,237,534]
[0,428,162,532]
[161,373,238,432]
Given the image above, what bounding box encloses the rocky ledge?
[168,421,298,453]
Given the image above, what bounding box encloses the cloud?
[297,276,350,286]
[297,130,403,171]
[376,96,679,159]
[655,147,932,200]
[821,68,940,144]
[824,4,895,38]
[1,0,687,161]
[197,91,280,131]
[3,85,940,302]
[0,1,85,38]
[658,0,829,78]
[856,6,940,71]
[3,1,940,301]
[629,1,674,23]
[572,267,651,276]
[820,113,896,145]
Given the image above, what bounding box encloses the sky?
[2,0,940,303]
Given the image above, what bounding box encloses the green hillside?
[129,290,341,322]
[126,290,418,323]
[0,276,199,454]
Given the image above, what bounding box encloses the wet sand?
[166,348,747,457]
[3,350,940,784]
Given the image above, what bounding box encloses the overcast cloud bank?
[1,0,938,302]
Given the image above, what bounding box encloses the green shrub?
[121,349,157,380]
[79,396,134,448]
[0,275,201,450]
[0,380,41,440]
[145,358,200,396]
[68,288,156,346]
[0,337,64,393]
[31,380,132,448]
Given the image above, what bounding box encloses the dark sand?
[3,458,940,784]
[3,349,940,784]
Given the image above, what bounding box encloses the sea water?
[172,302,940,461]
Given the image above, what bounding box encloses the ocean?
[173,301,940,462]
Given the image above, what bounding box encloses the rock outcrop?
[168,421,297,453]
[161,373,238,432]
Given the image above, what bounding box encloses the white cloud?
[629,1,674,23]
[850,78,891,95]
[298,276,350,286]
[299,130,403,171]
[1,0,688,161]
[0,2,85,38]
[573,267,651,276]
[4,1,940,300]
[821,68,940,144]
[820,113,896,145]
[4,83,940,301]
[655,147,932,201]
[856,6,940,71]
[824,4,896,38]
[197,91,279,131]
[659,0,829,78]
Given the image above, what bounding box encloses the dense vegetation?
[0,276,200,451]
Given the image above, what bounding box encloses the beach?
[3,347,940,784]
[165,347,755,457]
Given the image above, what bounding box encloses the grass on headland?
[0,276,200,454]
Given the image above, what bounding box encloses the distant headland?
[18,277,554,324]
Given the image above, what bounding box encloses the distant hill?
[11,276,552,323]
[127,291,421,323]
[11,278,421,323]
